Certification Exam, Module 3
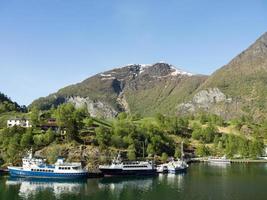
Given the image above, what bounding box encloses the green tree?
[195,144,210,157]
[174,147,181,158]
[238,137,249,158]
[249,139,264,158]
[111,134,125,148]
[20,129,33,148]
[161,152,168,162]
[83,117,94,128]
[95,126,111,147]
[33,134,44,146]
[30,106,40,127]
[44,128,55,144]
[225,135,237,158]
[54,103,77,141]
[192,124,202,140]
[127,144,136,160]
[202,124,217,143]
[7,134,21,163]
[146,143,155,156]
[117,112,127,120]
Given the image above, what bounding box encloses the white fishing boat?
[167,159,189,174]
[157,142,189,174]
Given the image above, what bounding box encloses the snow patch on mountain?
[170,66,193,76]
[139,64,153,74]
[100,73,112,77]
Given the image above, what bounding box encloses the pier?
[188,157,267,163]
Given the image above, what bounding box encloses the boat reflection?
[6,177,86,199]
[208,162,231,168]
[158,173,185,190]
[98,176,154,193]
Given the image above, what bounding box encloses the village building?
[7,118,32,128]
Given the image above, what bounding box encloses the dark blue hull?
[168,168,187,174]
[9,168,89,179]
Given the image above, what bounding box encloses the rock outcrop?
[178,88,232,116]
[67,96,118,118]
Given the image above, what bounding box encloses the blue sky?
[0,0,266,105]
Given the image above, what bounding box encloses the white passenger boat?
[99,153,157,176]
[8,149,89,179]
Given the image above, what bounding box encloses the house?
[40,118,59,131]
[7,118,32,128]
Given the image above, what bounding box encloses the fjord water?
[1,163,267,200]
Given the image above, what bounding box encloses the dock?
[188,158,267,163]
[230,159,267,163]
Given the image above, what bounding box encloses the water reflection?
[158,173,185,191]
[98,176,153,192]
[208,162,231,168]
[2,163,267,200]
[6,177,86,199]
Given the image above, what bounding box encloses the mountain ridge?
[30,62,206,117]
[178,32,267,120]
[30,32,267,120]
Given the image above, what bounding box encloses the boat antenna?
[28,148,33,159]
[181,141,184,160]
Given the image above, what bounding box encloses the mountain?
[30,63,207,117]
[178,32,267,120]
[31,32,267,119]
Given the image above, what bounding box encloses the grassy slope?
[196,33,267,118]
[125,75,207,116]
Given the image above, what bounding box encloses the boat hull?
[99,168,157,177]
[168,167,187,174]
[8,167,89,179]
[208,160,231,164]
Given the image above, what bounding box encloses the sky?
[0,0,266,106]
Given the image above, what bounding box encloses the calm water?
[1,163,267,200]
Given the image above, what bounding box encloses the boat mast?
[181,141,184,160]
[28,148,33,159]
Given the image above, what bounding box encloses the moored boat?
[207,155,231,164]
[156,163,169,173]
[8,149,89,179]
[99,154,157,177]
[157,142,189,174]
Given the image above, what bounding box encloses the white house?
[7,118,32,128]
